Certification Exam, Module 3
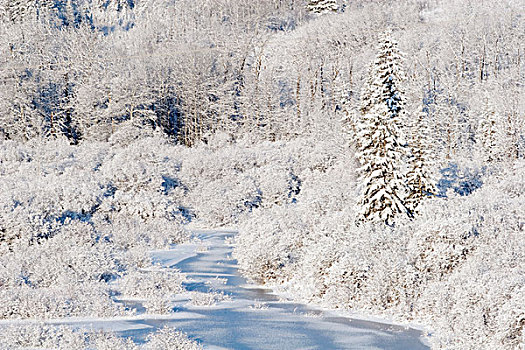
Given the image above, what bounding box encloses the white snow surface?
[43,229,428,349]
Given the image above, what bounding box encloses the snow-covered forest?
[0,0,523,349]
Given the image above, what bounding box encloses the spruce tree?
[355,31,410,226]
[405,111,436,214]
[307,0,338,15]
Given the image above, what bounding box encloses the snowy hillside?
[0,0,523,349]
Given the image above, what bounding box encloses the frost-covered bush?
[236,206,307,283]
[119,268,186,314]
[0,136,191,321]
[143,326,202,350]
[2,134,340,324]
[178,137,342,226]
[189,291,231,307]
[95,216,188,251]
[119,269,185,299]
[0,283,129,319]
[0,324,201,350]
[97,136,191,232]
[143,297,174,315]
[410,164,525,349]
[234,152,356,284]
[0,325,92,350]
[186,174,261,225]
[235,155,525,349]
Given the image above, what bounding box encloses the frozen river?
[57,229,430,349]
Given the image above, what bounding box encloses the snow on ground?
[43,230,429,349]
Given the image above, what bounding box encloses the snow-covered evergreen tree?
[405,111,436,214]
[355,31,410,226]
[307,0,338,15]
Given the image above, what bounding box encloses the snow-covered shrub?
[177,137,344,226]
[119,269,186,300]
[0,324,89,350]
[97,137,190,229]
[235,151,525,349]
[95,216,188,251]
[0,283,129,319]
[0,223,119,289]
[0,324,200,350]
[235,206,307,283]
[186,174,261,225]
[253,165,299,207]
[87,331,140,350]
[235,152,356,285]
[108,121,158,148]
[189,291,231,307]
[143,297,174,315]
[410,164,525,348]
[0,137,191,322]
[143,326,202,350]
